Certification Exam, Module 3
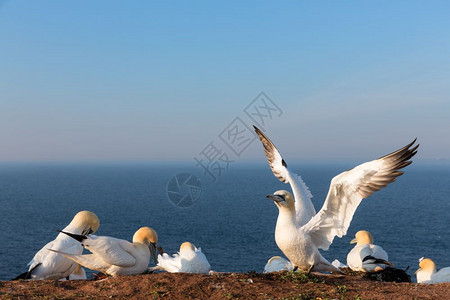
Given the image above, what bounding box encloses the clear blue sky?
[1,1,449,162]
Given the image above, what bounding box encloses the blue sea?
[0,162,449,281]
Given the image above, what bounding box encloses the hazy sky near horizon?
[1,1,449,162]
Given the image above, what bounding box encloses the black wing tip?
[12,262,41,280]
[362,255,393,266]
[379,138,419,162]
[253,125,275,150]
[12,271,31,280]
[400,138,420,163]
[253,125,267,142]
[406,138,418,148]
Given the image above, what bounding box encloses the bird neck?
[357,241,372,246]
[133,241,150,252]
[417,269,434,282]
[276,208,296,228]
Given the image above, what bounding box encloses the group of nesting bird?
[15,211,210,280]
[254,126,448,284]
[14,126,448,284]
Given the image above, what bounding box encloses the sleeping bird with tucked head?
[150,241,211,274]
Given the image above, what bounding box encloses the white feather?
[331,259,347,269]
[303,145,417,252]
[263,256,293,273]
[153,244,211,274]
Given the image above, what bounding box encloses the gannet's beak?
[57,230,87,243]
[81,227,94,236]
[350,238,357,244]
[414,268,421,274]
[149,242,158,264]
[266,194,285,203]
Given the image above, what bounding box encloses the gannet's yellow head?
[266,190,295,212]
[180,241,196,253]
[350,230,374,245]
[415,257,436,274]
[133,227,158,264]
[70,211,100,236]
[133,227,158,244]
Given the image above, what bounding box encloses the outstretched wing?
[254,126,316,225]
[253,125,289,182]
[303,139,419,250]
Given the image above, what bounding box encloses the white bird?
[416,257,450,284]
[263,256,293,273]
[53,227,158,276]
[151,241,211,274]
[255,126,418,273]
[346,230,392,272]
[14,210,100,280]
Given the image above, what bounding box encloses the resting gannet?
[255,126,418,273]
[14,211,99,280]
[347,230,392,272]
[263,256,293,273]
[416,257,450,284]
[54,227,158,276]
[151,241,211,274]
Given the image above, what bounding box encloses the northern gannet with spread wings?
[14,211,100,280]
[151,242,211,274]
[347,230,392,272]
[53,227,158,276]
[254,126,418,273]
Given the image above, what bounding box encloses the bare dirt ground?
[1,271,449,299]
